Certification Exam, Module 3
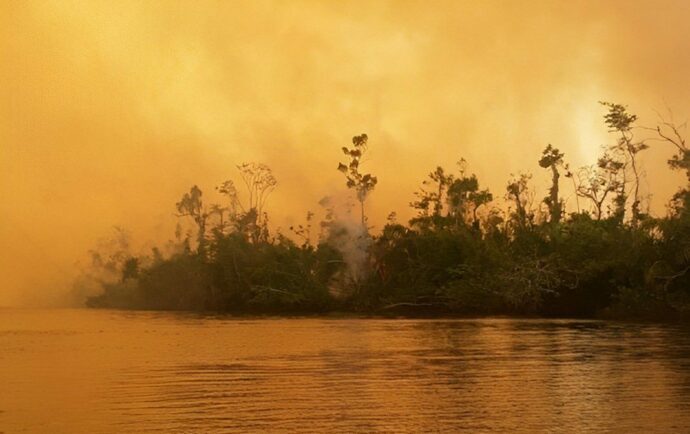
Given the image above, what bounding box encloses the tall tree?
[601,102,648,225]
[338,134,378,230]
[505,173,534,231]
[217,163,277,243]
[539,144,565,223]
[176,185,209,256]
[653,114,690,213]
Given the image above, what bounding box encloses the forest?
[84,103,690,320]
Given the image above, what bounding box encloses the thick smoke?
[2,0,690,305]
[316,195,372,295]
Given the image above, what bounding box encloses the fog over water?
[2,0,690,305]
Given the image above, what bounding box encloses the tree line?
[85,102,690,319]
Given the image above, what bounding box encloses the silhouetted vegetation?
[85,104,690,320]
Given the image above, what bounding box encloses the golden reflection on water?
[1,309,690,433]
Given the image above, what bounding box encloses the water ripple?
[1,310,690,433]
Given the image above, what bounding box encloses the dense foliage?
[85,104,690,320]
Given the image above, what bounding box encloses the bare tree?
[601,102,648,225]
[574,152,624,220]
[653,114,689,182]
[217,163,277,243]
[649,112,690,214]
[236,163,277,218]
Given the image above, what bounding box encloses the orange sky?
[2,0,690,306]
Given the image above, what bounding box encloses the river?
[1,309,690,433]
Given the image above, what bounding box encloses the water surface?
[2,309,690,433]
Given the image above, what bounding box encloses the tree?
[574,153,624,221]
[469,189,494,228]
[563,163,581,213]
[505,173,534,231]
[338,134,378,230]
[539,144,565,223]
[209,204,229,236]
[447,159,477,226]
[410,160,492,230]
[446,159,492,228]
[656,119,690,181]
[652,113,690,214]
[448,175,493,228]
[411,166,454,217]
[85,102,690,319]
[217,163,277,243]
[237,163,277,218]
[176,185,209,256]
[601,102,648,225]
[289,211,315,248]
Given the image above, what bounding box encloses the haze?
[2,0,690,306]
